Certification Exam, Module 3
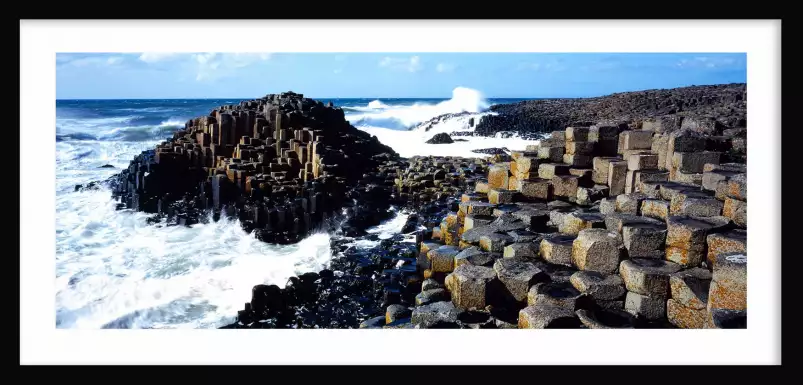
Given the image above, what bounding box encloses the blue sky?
[56,52,746,99]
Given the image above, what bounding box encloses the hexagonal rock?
[464,201,496,217]
[502,242,537,259]
[640,199,670,221]
[671,151,721,174]
[488,213,528,232]
[599,197,617,215]
[454,246,497,268]
[411,300,461,328]
[706,230,747,269]
[618,130,653,152]
[576,308,635,329]
[726,173,746,201]
[460,226,497,247]
[664,246,706,269]
[616,192,648,215]
[702,169,741,192]
[427,245,460,273]
[572,229,624,274]
[666,299,708,329]
[628,153,659,171]
[493,204,520,218]
[518,179,552,200]
[560,212,606,235]
[538,145,565,163]
[527,282,583,310]
[518,303,580,328]
[474,180,491,194]
[538,163,571,180]
[487,164,510,190]
[604,213,662,234]
[514,156,541,174]
[624,291,666,320]
[619,258,682,298]
[511,208,550,229]
[722,197,747,228]
[622,222,667,258]
[639,181,667,199]
[592,156,621,184]
[677,196,723,218]
[463,214,495,232]
[415,288,451,306]
[708,252,747,311]
[488,188,516,205]
[666,215,731,253]
[658,181,700,201]
[669,268,711,310]
[507,228,541,243]
[479,232,514,253]
[576,185,609,206]
[540,234,576,266]
[445,264,499,310]
[418,241,442,270]
[566,126,591,141]
[566,141,595,155]
[552,175,580,198]
[608,160,629,196]
[563,153,592,168]
[569,271,626,301]
[494,259,547,303]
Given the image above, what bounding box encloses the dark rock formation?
[104,91,400,243]
[473,83,746,137]
[425,133,454,144]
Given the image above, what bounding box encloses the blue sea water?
[54,88,537,329]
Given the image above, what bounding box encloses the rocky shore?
[84,85,748,329]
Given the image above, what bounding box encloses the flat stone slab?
[518,303,580,328]
[454,246,498,268]
[527,281,583,310]
[494,259,547,303]
[619,258,682,298]
[576,308,635,329]
[622,222,667,258]
[569,271,626,301]
[411,300,461,328]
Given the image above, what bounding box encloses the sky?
[55,52,746,100]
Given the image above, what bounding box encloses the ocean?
[55,87,541,329]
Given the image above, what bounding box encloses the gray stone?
[604,213,662,234]
[411,300,461,328]
[707,252,747,312]
[709,308,747,329]
[560,211,607,235]
[527,282,583,310]
[502,242,538,259]
[552,175,580,198]
[616,192,648,215]
[538,163,571,180]
[507,228,541,243]
[666,298,709,329]
[460,225,497,245]
[599,197,617,215]
[511,208,550,229]
[463,214,495,232]
[576,308,635,329]
[421,278,444,292]
[624,291,666,320]
[518,303,581,328]
[493,259,547,303]
[445,264,499,309]
[680,197,723,217]
[592,156,621,184]
[706,229,747,269]
[566,126,591,142]
[640,199,670,221]
[540,234,576,266]
[454,246,497,268]
[359,315,386,329]
[608,160,629,196]
[576,185,609,206]
[619,258,682,298]
[479,232,515,253]
[385,304,412,324]
[415,288,451,306]
[572,229,625,274]
[702,169,741,192]
[669,268,711,310]
[628,153,659,171]
[726,173,747,201]
[671,151,721,174]
[618,130,653,151]
[666,215,731,257]
[569,270,626,301]
[622,222,667,258]
[427,245,460,273]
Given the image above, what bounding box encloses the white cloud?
[192,53,272,82]
[63,55,125,68]
[436,62,456,73]
[138,52,181,63]
[676,56,741,69]
[379,55,423,72]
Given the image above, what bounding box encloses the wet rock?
[411,301,461,328]
[425,133,454,144]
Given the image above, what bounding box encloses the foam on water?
[347,87,540,158]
